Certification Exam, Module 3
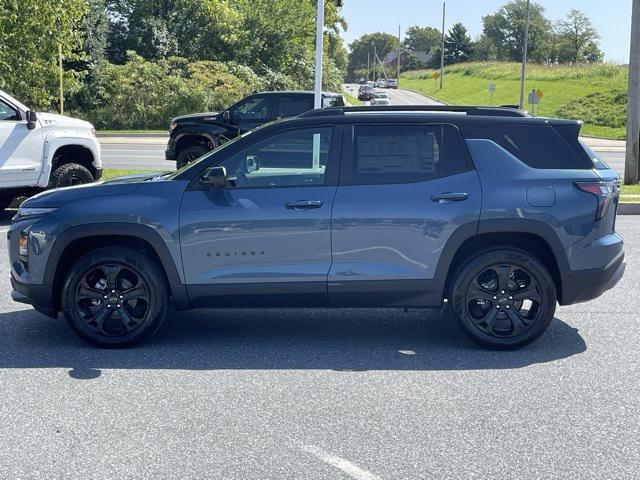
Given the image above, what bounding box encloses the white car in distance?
[372,91,391,105]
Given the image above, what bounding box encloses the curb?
[618,203,640,215]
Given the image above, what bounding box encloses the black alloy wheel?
[450,248,556,350]
[62,248,168,348]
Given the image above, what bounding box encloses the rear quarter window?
[464,125,589,169]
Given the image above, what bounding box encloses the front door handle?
[431,192,469,204]
[285,200,323,210]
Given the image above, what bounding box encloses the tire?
[176,144,209,169]
[61,247,169,348]
[49,163,94,188]
[0,196,13,211]
[449,248,557,350]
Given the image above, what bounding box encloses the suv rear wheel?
[61,247,169,348]
[49,163,94,188]
[449,248,556,350]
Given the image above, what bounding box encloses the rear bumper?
[560,252,625,305]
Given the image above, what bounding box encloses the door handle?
[285,200,323,210]
[431,192,469,203]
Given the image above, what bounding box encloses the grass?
[401,62,629,139]
[342,90,363,106]
[102,169,156,180]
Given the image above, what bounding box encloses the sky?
[340,0,632,63]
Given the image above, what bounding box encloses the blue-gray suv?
[8,105,625,349]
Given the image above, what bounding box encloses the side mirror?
[200,166,228,188]
[26,110,37,130]
[222,111,231,123]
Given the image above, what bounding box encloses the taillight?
[574,181,620,221]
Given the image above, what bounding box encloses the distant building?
[383,49,433,70]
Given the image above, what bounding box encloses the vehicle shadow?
[0,307,586,379]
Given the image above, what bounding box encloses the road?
[100,88,626,176]
[0,211,638,479]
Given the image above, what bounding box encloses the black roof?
[289,105,581,129]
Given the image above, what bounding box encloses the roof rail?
[299,105,529,118]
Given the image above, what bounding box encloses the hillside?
[400,62,628,139]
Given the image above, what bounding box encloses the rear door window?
[344,124,471,185]
[278,96,314,118]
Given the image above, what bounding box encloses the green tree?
[403,26,441,53]
[555,9,602,63]
[470,34,498,61]
[83,0,110,67]
[482,0,552,62]
[0,0,87,109]
[444,22,472,64]
[347,32,399,80]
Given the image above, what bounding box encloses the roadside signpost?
[488,83,496,105]
[433,71,441,89]
[528,88,540,115]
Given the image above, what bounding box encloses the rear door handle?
[285,200,323,210]
[431,192,469,203]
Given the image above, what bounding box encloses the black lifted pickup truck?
[166,90,345,168]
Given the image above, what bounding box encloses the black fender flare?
[44,223,189,309]
[433,218,569,300]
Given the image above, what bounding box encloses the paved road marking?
[301,445,382,480]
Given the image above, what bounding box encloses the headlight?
[14,207,57,220]
[19,230,29,257]
[169,121,177,132]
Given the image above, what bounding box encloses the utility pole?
[367,52,370,81]
[58,44,64,115]
[397,24,401,85]
[313,0,325,109]
[440,1,445,89]
[519,0,531,109]
[373,44,377,83]
[625,0,640,185]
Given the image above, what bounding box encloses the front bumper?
[11,276,56,317]
[560,252,625,305]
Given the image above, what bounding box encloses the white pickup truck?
[0,89,102,211]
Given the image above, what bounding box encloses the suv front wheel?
[61,247,169,348]
[176,145,209,169]
[49,163,94,188]
[449,248,557,350]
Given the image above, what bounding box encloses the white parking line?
[301,445,382,480]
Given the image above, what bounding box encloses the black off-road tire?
[176,144,209,169]
[49,163,94,188]
[449,248,557,350]
[61,247,169,348]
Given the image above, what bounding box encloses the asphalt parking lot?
[0,210,638,479]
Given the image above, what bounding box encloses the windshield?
[165,129,255,179]
[0,89,29,112]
